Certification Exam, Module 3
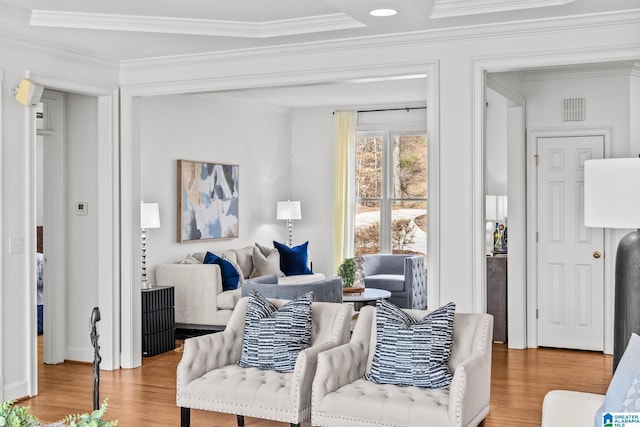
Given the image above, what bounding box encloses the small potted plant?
[337,257,356,288]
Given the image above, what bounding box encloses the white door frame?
[38,90,67,366]
[526,126,613,352]
[26,71,119,395]
[118,60,441,368]
[472,44,639,350]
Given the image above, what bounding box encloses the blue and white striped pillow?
[239,290,313,373]
[366,299,456,389]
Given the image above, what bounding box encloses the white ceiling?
[0,0,637,62]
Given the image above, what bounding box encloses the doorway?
[36,90,66,365]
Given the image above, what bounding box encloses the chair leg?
[180,407,190,427]
[237,415,245,426]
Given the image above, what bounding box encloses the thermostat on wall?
[76,202,88,215]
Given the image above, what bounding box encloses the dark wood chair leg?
[180,407,190,427]
[237,415,245,426]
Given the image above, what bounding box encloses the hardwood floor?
[23,338,611,426]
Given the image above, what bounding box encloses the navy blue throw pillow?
[203,251,240,291]
[273,241,312,276]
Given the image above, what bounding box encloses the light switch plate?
[76,202,88,215]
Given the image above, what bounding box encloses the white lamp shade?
[276,200,301,220]
[486,195,508,221]
[584,158,640,229]
[141,203,161,229]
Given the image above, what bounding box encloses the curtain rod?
[333,106,426,115]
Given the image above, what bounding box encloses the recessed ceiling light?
[369,9,398,17]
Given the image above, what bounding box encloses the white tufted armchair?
[176,296,351,427]
[311,305,494,427]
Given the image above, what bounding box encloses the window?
[354,130,427,258]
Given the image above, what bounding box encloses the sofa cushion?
[595,333,640,426]
[204,252,240,291]
[274,241,312,276]
[239,290,313,373]
[217,288,242,310]
[250,246,281,278]
[232,245,255,279]
[365,274,406,292]
[315,378,451,426]
[181,252,206,264]
[366,300,456,389]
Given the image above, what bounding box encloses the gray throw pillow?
[238,290,313,373]
[249,246,280,278]
[366,299,456,389]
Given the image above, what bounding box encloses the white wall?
[523,72,632,155]
[65,93,99,362]
[140,94,293,279]
[290,107,336,275]
[485,88,508,195]
[631,72,640,154]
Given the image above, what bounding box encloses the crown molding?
[0,30,118,69]
[520,61,640,81]
[431,0,575,19]
[120,8,640,72]
[30,10,365,38]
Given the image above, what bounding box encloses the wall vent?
[562,98,585,122]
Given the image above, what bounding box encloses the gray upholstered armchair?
[362,254,427,309]
[177,296,351,427]
[311,305,494,427]
[242,274,343,303]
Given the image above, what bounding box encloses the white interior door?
[537,135,604,351]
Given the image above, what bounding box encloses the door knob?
[593,251,602,259]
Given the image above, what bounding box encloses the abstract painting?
[178,160,239,242]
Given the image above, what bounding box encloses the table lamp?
[584,157,640,371]
[141,202,161,289]
[277,200,301,247]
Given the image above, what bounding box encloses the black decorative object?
[613,231,640,370]
[90,306,101,411]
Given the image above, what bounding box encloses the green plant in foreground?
[337,257,357,288]
[0,399,117,427]
[61,400,117,427]
[0,400,40,427]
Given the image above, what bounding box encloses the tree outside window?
[354,131,427,258]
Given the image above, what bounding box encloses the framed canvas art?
[177,159,239,242]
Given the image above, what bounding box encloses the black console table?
[142,286,175,357]
[487,256,508,343]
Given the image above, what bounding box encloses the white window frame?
[354,127,427,255]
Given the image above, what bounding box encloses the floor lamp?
[584,157,640,372]
[277,200,301,247]
[141,202,161,289]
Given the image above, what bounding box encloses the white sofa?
[155,246,325,328]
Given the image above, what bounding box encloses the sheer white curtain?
[332,111,357,272]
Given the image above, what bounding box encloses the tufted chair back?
[362,254,427,309]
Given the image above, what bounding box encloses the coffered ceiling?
[0,0,637,61]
